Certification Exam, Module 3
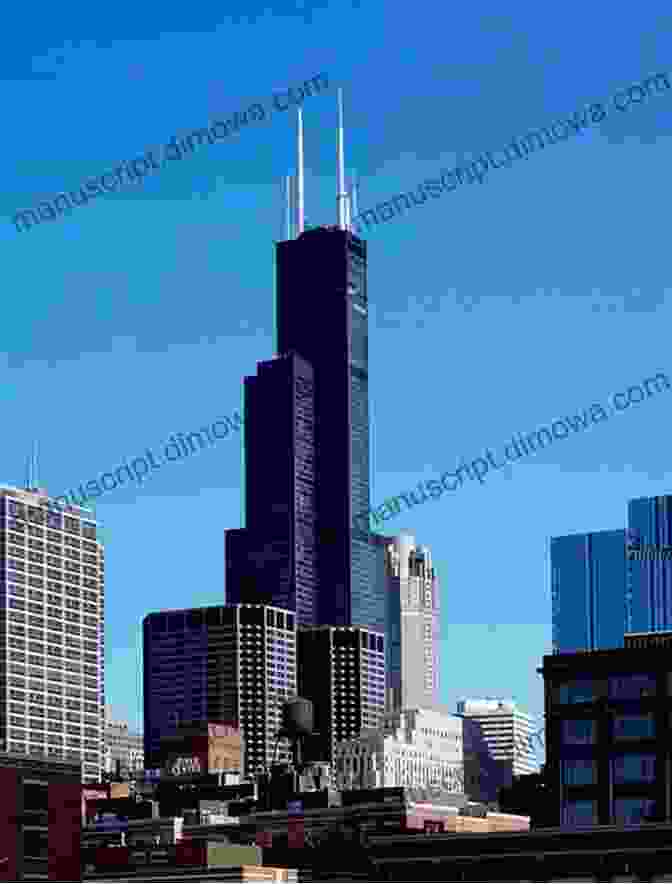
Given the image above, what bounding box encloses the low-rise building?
[333,706,463,791]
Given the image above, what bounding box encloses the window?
[613,797,657,825]
[613,714,655,740]
[610,674,656,699]
[561,759,596,786]
[612,754,656,784]
[561,719,595,745]
[559,679,594,704]
[562,799,597,827]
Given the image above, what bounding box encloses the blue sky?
[3,3,671,757]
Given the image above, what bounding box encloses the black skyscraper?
[225,94,384,633]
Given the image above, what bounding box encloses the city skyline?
[5,6,671,734]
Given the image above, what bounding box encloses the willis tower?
[225,90,382,631]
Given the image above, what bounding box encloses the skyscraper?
[298,625,385,764]
[627,494,672,633]
[225,352,317,625]
[372,532,440,711]
[143,603,296,778]
[225,91,383,632]
[0,485,105,783]
[550,529,627,653]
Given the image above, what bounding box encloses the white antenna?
[351,171,359,223]
[285,175,293,240]
[296,108,304,236]
[337,88,347,230]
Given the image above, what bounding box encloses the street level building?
[143,604,296,778]
[0,750,82,881]
[371,533,440,711]
[333,706,463,791]
[0,485,105,784]
[540,629,672,827]
[298,626,385,764]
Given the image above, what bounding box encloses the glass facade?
[551,529,627,653]
[274,228,383,631]
[628,495,672,633]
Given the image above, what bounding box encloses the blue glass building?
[550,529,627,653]
[627,494,672,633]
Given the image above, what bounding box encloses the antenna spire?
[285,175,293,240]
[336,88,347,230]
[296,108,304,236]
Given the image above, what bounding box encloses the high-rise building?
[298,625,385,764]
[627,494,672,633]
[225,94,384,634]
[225,353,317,625]
[372,533,440,711]
[550,529,627,653]
[143,604,296,778]
[0,485,105,783]
[456,699,537,797]
[333,706,463,791]
[103,705,143,779]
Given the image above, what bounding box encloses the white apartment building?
[457,698,538,779]
[0,485,105,783]
[104,706,144,778]
[333,706,464,791]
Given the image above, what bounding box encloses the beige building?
[333,706,463,791]
[104,706,144,779]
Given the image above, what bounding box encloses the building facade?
[0,751,82,881]
[456,699,537,799]
[628,494,672,634]
[0,485,105,784]
[372,533,440,711]
[540,630,672,828]
[274,227,381,632]
[333,706,463,791]
[225,353,317,626]
[104,706,144,779]
[550,529,627,653]
[298,626,385,763]
[143,604,296,778]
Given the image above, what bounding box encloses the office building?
[0,750,82,881]
[225,353,317,625]
[104,705,144,779]
[298,625,385,763]
[627,494,672,633]
[143,604,296,778]
[456,699,537,798]
[0,485,105,784]
[333,706,463,791]
[372,533,440,711]
[225,95,384,633]
[540,630,672,828]
[550,529,627,653]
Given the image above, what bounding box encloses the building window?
[561,759,596,786]
[562,799,597,827]
[609,674,656,700]
[613,714,655,740]
[612,754,656,784]
[612,797,657,825]
[561,719,596,745]
[558,679,595,705]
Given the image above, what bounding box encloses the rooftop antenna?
[25,440,38,491]
[350,171,359,227]
[296,108,304,236]
[285,174,293,240]
[336,88,347,230]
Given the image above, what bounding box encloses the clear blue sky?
[3,3,671,762]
